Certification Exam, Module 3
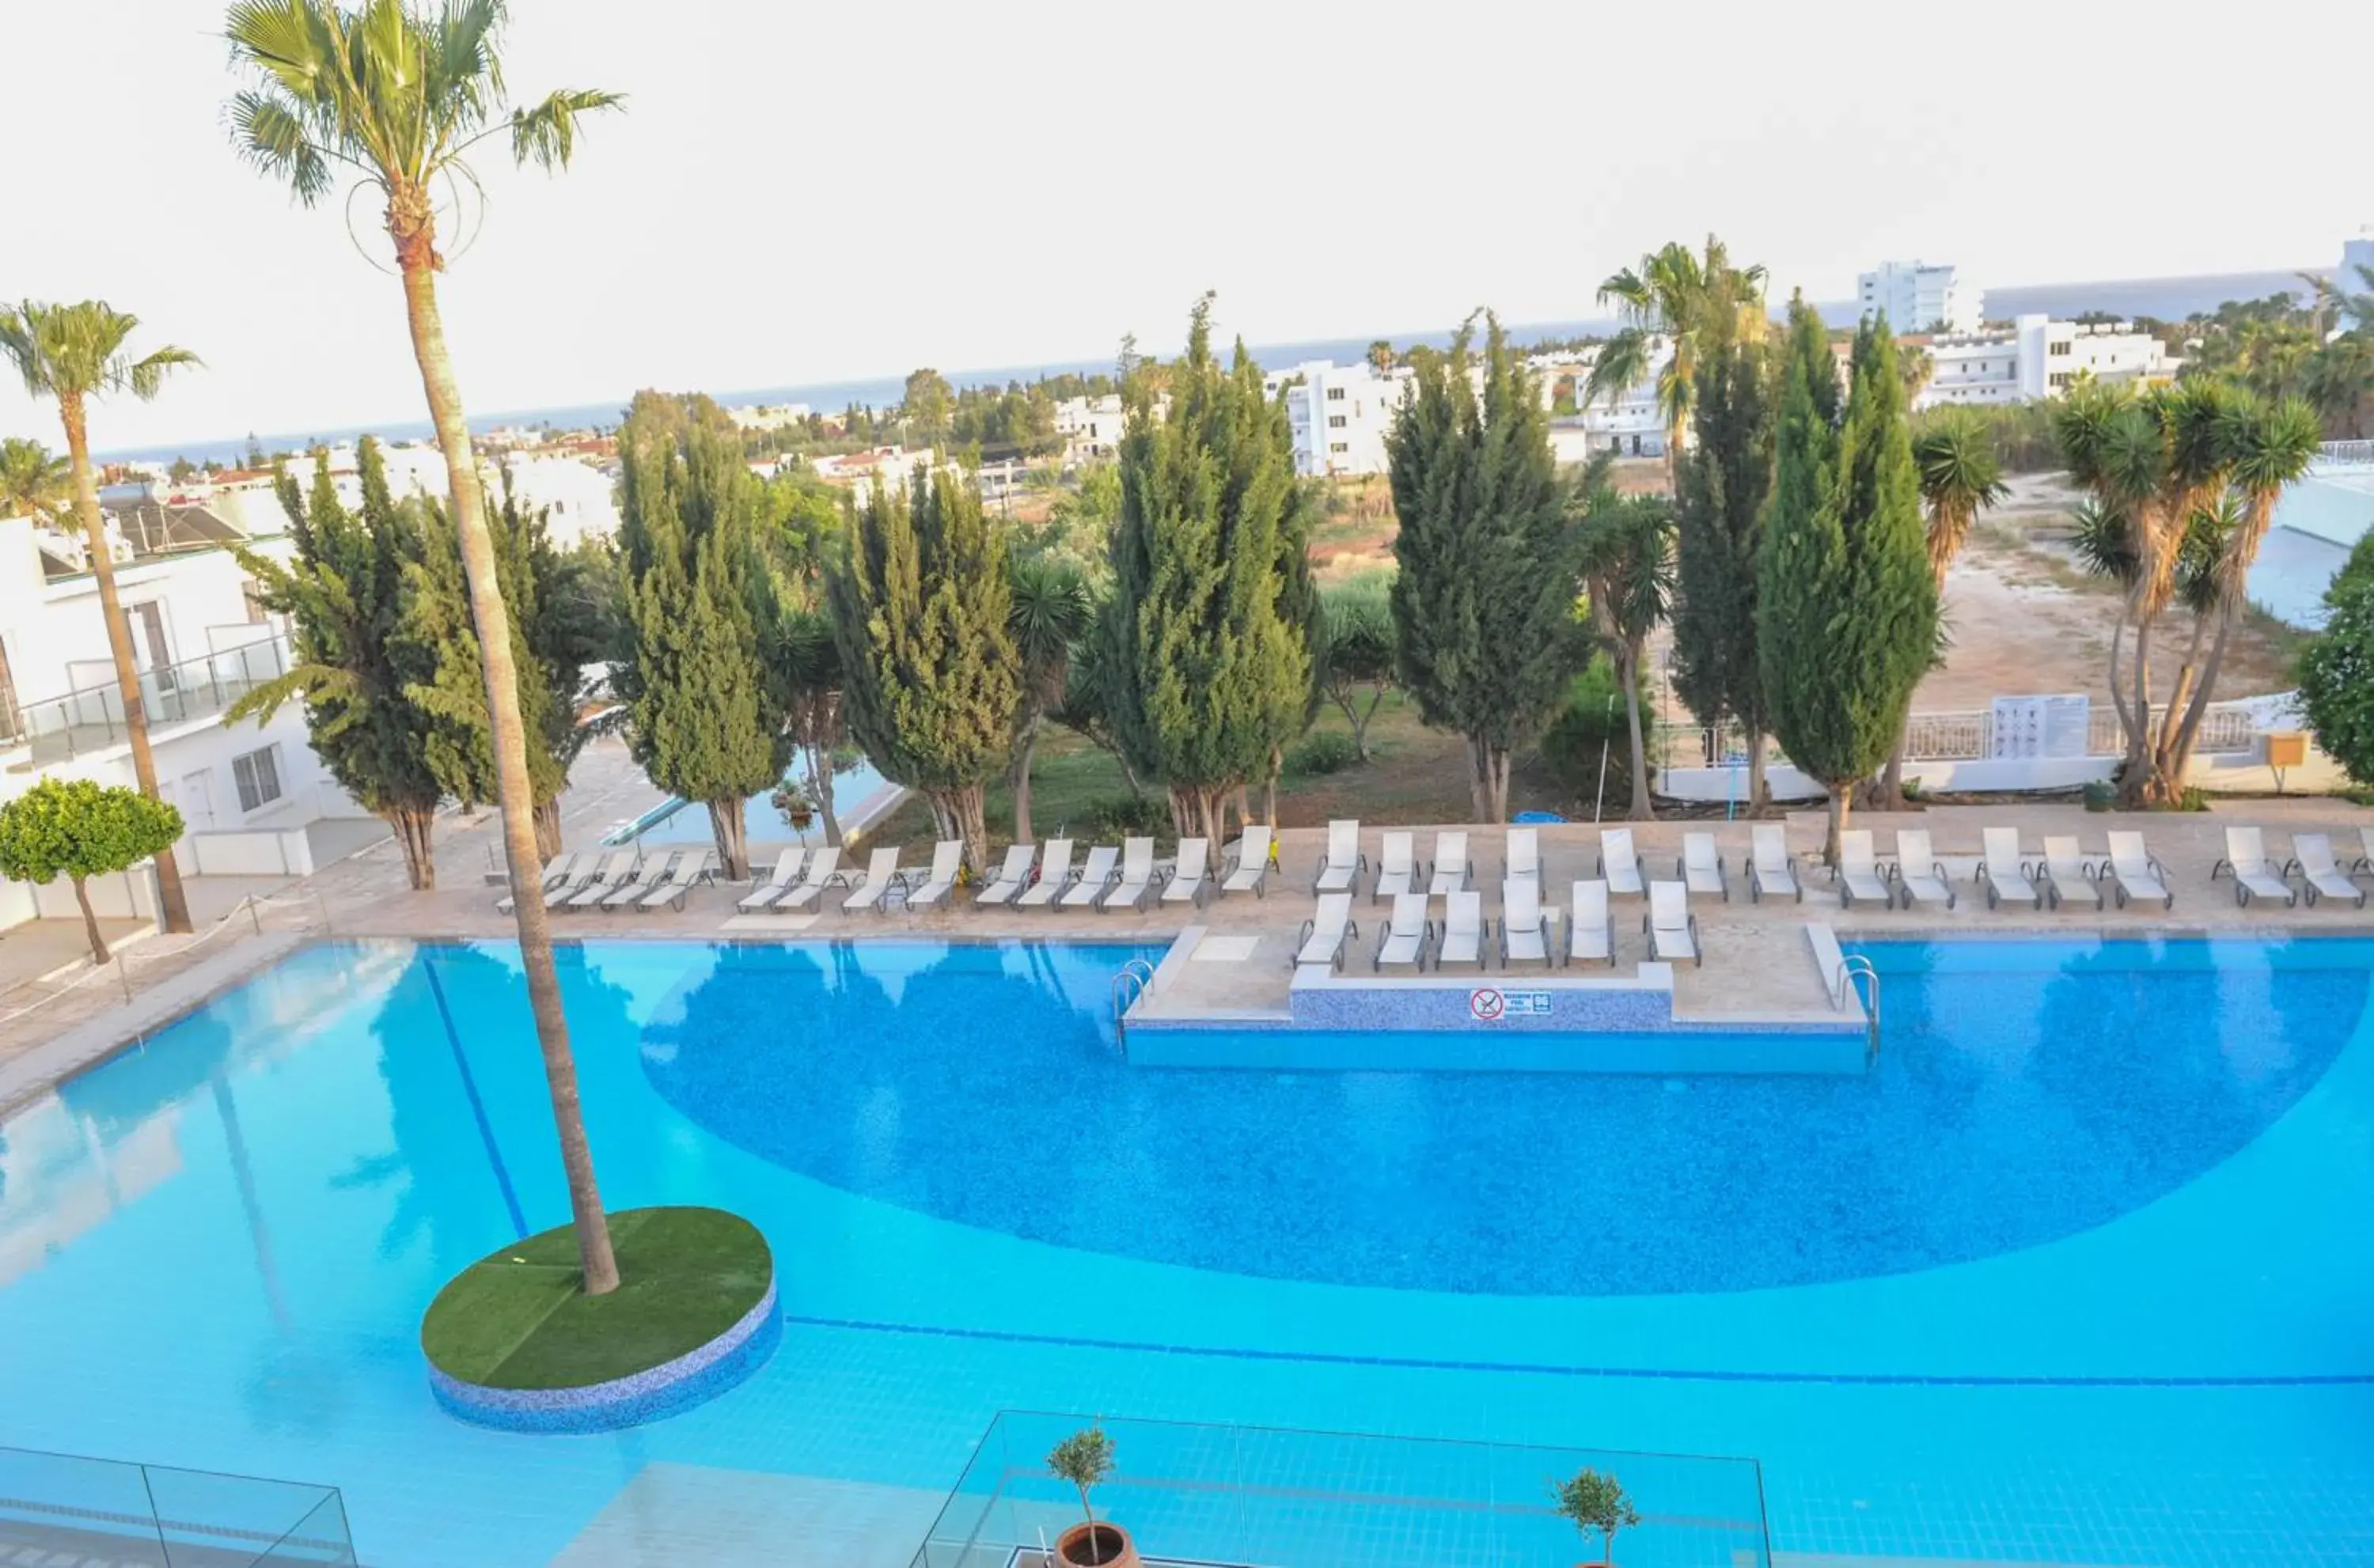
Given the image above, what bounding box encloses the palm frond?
[228,88,339,204]
[1583,329,1648,407]
[509,89,623,170]
[122,346,203,401]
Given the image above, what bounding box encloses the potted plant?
[771,782,815,831]
[1047,1423,1136,1567]
[1553,1467,1640,1567]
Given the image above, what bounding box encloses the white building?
[1262,361,1418,477]
[1917,314,2179,411]
[1570,339,1674,457]
[725,402,811,432]
[1054,395,1128,466]
[1859,260,1982,335]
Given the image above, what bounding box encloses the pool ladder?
[1835,954,1882,1064]
[1109,958,1157,1057]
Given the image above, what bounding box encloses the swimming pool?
[0,935,2368,1565]
[609,757,899,848]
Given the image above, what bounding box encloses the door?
[178,770,217,833]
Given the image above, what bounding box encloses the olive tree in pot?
[1553,1467,1640,1567]
[1047,1424,1137,1567]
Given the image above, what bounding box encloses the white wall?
[1655,737,2351,802]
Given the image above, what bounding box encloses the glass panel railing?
[6,636,292,765]
[0,1445,351,1568]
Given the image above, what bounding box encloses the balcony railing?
[1655,701,2258,771]
[1,635,292,765]
[2318,438,2374,468]
[0,1444,354,1566]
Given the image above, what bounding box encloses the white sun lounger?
[1834,831,1897,910]
[1105,837,1158,911]
[2288,833,2368,908]
[1567,879,1614,968]
[1894,831,1957,911]
[739,847,807,912]
[1372,831,1416,904]
[1678,831,1728,900]
[1644,879,1700,967]
[1313,819,1364,896]
[2354,827,2374,875]
[1162,838,1210,906]
[2103,831,2173,910]
[1502,827,1541,885]
[498,850,579,913]
[1427,831,1471,897]
[1747,824,1801,903]
[975,843,1036,906]
[639,850,714,910]
[1500,877,1554,970]
[1062,845,1121,910]
[2038,835,2103,911]
[1597,828,1644,896]
[1294,892,1360,970]
[1017,838,1075,910]
[840,846,904,914]
[1220,825,1272,898]
[1974,828,2043,911]
[2212,826,2296,907]
[1436,890,1487,970]
[601,849,671,910]
[1372,892,1433,971]
[564,849,638,909]
[776,846,842,910]
[905,840,965,911]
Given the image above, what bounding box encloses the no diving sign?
[1469,987,1505,1021]
[1471,987,1550,1022]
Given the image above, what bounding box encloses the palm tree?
[1575,479,1674,821]
[0,437,71,521]
[0,301,201,934]
[1584,236,1765,488]
[225,0,624,1293]
[1005,554,1092,843]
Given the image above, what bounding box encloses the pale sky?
[6,0,2363,453]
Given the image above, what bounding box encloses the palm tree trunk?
[1619,650,1652,820]
[2168,603,2239,779]
[72,874,109,965]
[59,394,192,934]
[399,252,617,1296]
[532,797,562,862]
[1011,717,1039,844]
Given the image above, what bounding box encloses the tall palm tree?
[0,436,71,521]
[1005,554,1092,843]
[0,301,201,934]
[1584,236,1765,488]
[225,0,624,1293]
[1574,482,1674,821]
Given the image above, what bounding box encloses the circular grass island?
[422,1206,779,1433]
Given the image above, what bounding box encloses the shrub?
[1286,731,1360,777]
[1538,655,1651,812]
[1084,792,1170,839]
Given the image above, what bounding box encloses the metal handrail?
[1834,954,1881,1063]
[1109,957,1156,1055]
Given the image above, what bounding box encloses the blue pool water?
[617,759,896,848]
[0,935,2371,1566]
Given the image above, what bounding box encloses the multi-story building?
[1054,395,1128,466]
[1571,339,1674,457]
[1264,361,1417,477]
[1916,315,2179,410]
[1859,260,1983,335]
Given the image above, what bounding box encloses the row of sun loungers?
[1287,877,1693,975]
[727,828,1280,917]
[496,848,717,914]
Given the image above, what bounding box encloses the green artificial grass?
[421,1206,772,1391]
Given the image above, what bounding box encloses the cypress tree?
[1671,318,1777,811]
[1386,313,1577,822]
[616,422,787,877]
[1758,302,1936,858]
[830,468,1019,872]
[1105,297,1313,841]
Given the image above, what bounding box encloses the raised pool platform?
[1123,926,1872,1074]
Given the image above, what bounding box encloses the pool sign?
[1469,989,1551,1021]
[1504,990,1552,1017]
[1469,987,1506,1021]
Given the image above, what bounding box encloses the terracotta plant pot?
[1054,1521,1139,1568]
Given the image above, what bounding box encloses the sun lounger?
[1502,827,1541,885]
[1747,824,1801,903]
[1062,845,1121,910]
[498,850,580,912]
[600,850,669,910]
[1436,890,1487,969]
[1017,838,1075,910]
[1372,892,1433,971]
[1105,837,1158,911]
[905,840,964,911]
[1372,831,1416,904]
[2354,827,2374,875]
[2103,831,2172,910]
[1974,828,2043,911]
[1500,877,1554,970]
[639,850,713,910]
[2284,832,2366,909]
[738,847,807,912]
[1893,831,1957,911]
[1313,819,1364,896]
[840,846,904,915]
[1220,825,1272,898]
[1293,892,1360,970]
[1567,879,1614,968]
[1644,879,1700,967]
[1161,838,1211,906]
[564,849,637,909]
[1427,831,1471,897]
[2038,835,2103,911]
[775,846,842,910]
[1833,831,1897,910]
[1597,828,1644,896]
[2211,826,2296,907]
[975,843,1036,906]
[1678,831,1727,900]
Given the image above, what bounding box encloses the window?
[2050,341,2070,357]
[231,745,283,812]
[1325,386,1346,400]
[241,579,269,624]
[1329,415,1347,428]
[2049,372,2072,389]
[1329,441,1349,453]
